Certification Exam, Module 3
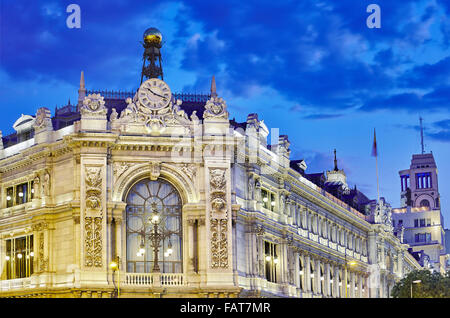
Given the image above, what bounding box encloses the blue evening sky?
[1,0,449,224]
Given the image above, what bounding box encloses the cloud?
[359,85,450,112]
[427,119,450,142]
[301,113,344,120]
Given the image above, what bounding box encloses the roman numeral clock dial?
[138,78,171,111]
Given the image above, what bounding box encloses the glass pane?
[126,179,182,273]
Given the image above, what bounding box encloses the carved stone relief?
[84,217,102,267]
[85,167,102,211]
[209,168,229,269]
[149,161,161,181]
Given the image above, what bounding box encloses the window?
[310,262,315,292]
[426,219,431,227]
[6,187,13,208]
[420,199,430,208]
[415,233,432,243]
[5,181,34,208]
[5,235,34,279]
[261,189,275,211]
[400,174,410,191]
[416,172,432,189]
[125,179,183,274]
[420,219,425,227]
[414,219,419,227]
[264,241,278,283]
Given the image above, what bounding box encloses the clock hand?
[149,89,168,100]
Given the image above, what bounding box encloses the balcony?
[123,273,186,287]
[0,278,31,291]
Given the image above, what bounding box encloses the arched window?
[420,199,430,207]
[126,178,183,273]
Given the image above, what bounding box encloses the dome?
[143,27,162,44]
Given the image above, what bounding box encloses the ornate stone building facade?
[0,34,422,297]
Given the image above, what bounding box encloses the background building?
[392,153,449,273]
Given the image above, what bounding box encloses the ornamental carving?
[39,232,48,272]
[210,169,226,191]
[113,162,135,180]
[81,93,107,116]
[211,192,227,216]
[179,163,197,182]
[210,218,228,268]
[85,167,102,211]
[34,107,52,129]
[84,217,102,267]
[114,79,193,134]
[203,96,229,120]
[149,161,161,181]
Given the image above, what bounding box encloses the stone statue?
[42,172,50,197]
[33,175,40,199]
[248,175,254,200]
[255,181,261,202]
[110,108,118,121]
[280,194,285,214]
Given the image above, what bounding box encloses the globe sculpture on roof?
[143,27,162,44]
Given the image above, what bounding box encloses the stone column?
[325,261,331,297]
[294,249,300,292]
[305,253,311,293]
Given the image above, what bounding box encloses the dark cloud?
[301,113,344,120]
[360,85,450,112]
[427,119,450,142]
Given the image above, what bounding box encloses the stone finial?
[203,77,229,120]
[211,75,217,98]
[78,70,87,107]
[80,70,85,89]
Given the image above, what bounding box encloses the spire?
[420,117,425,154]
[80,70,85,89]
[78,70,86,110]
[211,75,217,97]
[334,149,338,171]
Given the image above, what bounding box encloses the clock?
[138,79,171,110]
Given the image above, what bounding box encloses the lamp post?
[136,202,174,273]
[109,256,120,298]
[344,254,357,298]
[148,202,163,273]
[410,280,421,298]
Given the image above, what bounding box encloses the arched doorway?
[125,178,182,273]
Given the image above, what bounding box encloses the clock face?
[138,79,171,110]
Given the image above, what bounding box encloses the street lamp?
[109,256,120,298]
[344,255,357,298]
[148,202,163,272]
[410,280,421,298]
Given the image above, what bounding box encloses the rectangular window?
[5,235,34,279]
[264,241,278,283]
[426,219,431,227]
[414,219,418,227]
[6,187,13,208]
[426,233,431,242]
[261,189,275,212]
[420,219,425,227]
[15,183,28,205]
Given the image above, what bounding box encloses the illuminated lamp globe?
[143,27,162,44]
